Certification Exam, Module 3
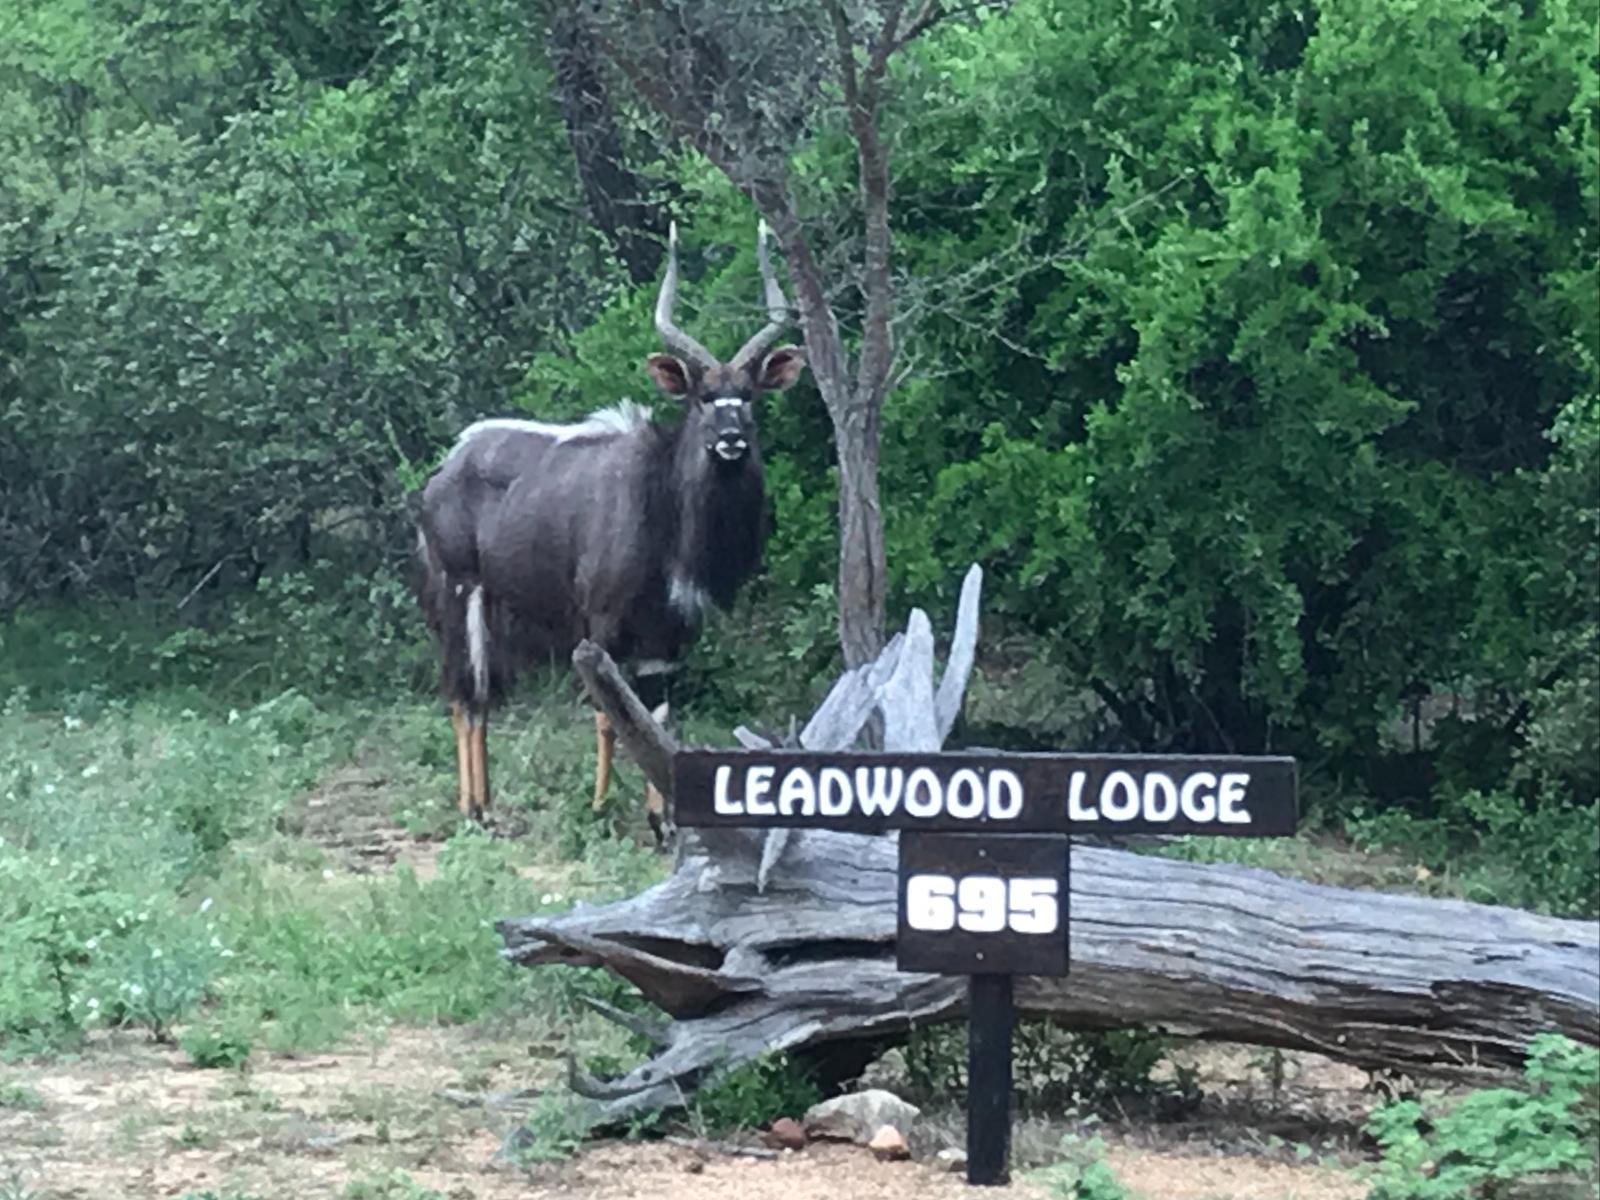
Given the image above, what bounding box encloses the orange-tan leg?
[592,710,616,810]
[451,703,473,817]
[468,713,490,820]
[645,782,667,848]
[645,702,669,847]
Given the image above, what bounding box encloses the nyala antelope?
[415,221,806,839]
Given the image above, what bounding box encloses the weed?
[1030,1129,1133,1199]
[690,1050,821,1134]
[1363,1033,1600,1198]
[511,1088,594,1164]
[904,1021,1171,1114]
[0,1079,44,1109]
[181,1016,255,1069]
[0,1173,40,1200]
[342,1171,458,1200]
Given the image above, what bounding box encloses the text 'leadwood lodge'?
[672,751,1298,835]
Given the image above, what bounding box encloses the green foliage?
[690,1050,822,1134]
[903,1021,1172,1114]
[1363,1034,1600,1199]
[511,1089,595,1165]
[342,1172,447,1200]
[0,1080,44,1110]
[1032,1130,1133,1200]
[1350,791,1600,918]
[179,1015,255,1070]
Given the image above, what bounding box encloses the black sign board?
[897,833,1069,976]
[673,749,1298,836]
[670,745,1300,1188]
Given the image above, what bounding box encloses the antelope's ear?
[646,354,692,396]
[757,345,806,392]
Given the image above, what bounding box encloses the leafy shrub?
[1350,790,1600,919]
[904,1021,1172,1114]
[511,1089,594,1164]
[180,1017,255,1069]
[1363,1034,1600,1199]
[1032,1131,1131,1200]
[0,1080,44,1110]
[690,1050,822,1134]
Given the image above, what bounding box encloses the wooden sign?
[670,745,1300,1188]
[672,748,1298,836]
[897,833,1069,976]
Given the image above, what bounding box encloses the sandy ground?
[1,762,1375,1200]
[1,1025,1370,1200]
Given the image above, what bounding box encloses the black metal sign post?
[672,749,1299,1187]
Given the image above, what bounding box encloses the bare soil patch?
[2,1026,1372,1200]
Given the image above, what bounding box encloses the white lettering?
[904,768,942,818]
[1066,771,1096,821]
[713,765,743,816]
[1219,773,1251,823]
[1143,772,1178,822]
[946,769,985,820]
[989,769,1024,820]
[818,767,852,816]
[1100,771,1140,821]
[746,765,776,816]
[1180,772,1217,822]
[855,767,905,817]
[777,768,816,816]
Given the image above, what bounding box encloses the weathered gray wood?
[935,564,983,743]
[499,833,1600,1127]
[507,566,1599,1136]
[880,608,939,751]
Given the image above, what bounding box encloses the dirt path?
[2,1026,1368,1200]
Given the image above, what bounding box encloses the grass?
[0,624,678,1063]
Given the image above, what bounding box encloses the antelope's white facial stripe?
[712,397,743,408]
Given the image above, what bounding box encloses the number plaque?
[897,833,1069,976]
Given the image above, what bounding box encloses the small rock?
[766,1117,808,1151]
[867,1125,911,1161]
[684,1158,705,1175]
[804,1089,922,1145]
[935,1147,968,1174]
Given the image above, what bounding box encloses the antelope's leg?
[469,711,490,819]
[645,781,666,849]
[592,709,616,810]
[450,703,473,816]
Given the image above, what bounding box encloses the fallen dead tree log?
[497,565,1600,1127]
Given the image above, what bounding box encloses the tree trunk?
[833,401,886,668]
[497,569,1600,1136]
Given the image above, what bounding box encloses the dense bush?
[2,0,1594,912]
[1363,1034,1600,1198]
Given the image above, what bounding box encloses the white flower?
[199,897,213,914]
[151,948,163,960]
[81,763,101,779]
[43,784,56,795]
[85,938,98,951]
[127,984,143,998]
[322,869,335,880]
[63,715,83,731]
[88,997,100,1010]
[220,950,235,959]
